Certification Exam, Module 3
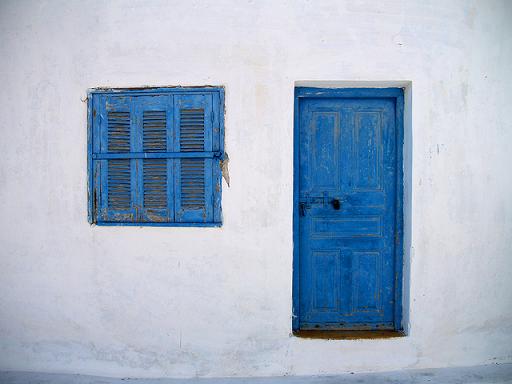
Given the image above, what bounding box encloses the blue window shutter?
[97,95,138,222]
[174,94,214,223]
[89,88,223,226]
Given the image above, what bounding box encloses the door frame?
[292,87,405,332]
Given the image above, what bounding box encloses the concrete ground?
[1,364,511,384]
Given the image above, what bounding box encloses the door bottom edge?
[292,329,405,340]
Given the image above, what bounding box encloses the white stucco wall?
[1,0,511,378]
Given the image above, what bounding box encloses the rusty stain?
[293,330,405,340]
[111,212,134,221]
[145,212,167,222]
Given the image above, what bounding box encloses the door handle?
[299,202,307,216]
[331,199,341,210]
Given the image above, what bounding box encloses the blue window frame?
[88,87,225,226]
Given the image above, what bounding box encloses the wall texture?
[1,0,511,378]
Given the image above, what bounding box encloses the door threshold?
[293,329,405,340]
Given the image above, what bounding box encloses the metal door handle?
[299,202,307,216]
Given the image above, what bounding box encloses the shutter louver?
[180,109,204,152]
[108,160,131,210]
[107,112,130,152]
[143,159,168,210]
[181,158,205,209]
[143,110,167,152]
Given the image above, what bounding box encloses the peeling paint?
[220,152,230,187]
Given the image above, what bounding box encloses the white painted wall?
[0,0,511,379]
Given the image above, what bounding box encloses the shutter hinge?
[211,111,214,123]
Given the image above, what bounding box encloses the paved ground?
[1,364,511,384]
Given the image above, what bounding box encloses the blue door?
[294,88,403,331]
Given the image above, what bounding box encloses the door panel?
[297,96,398,330]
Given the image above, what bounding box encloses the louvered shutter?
[174,94,214,223]
[89,88,223,225]
[138,96,174,222]
[96,95,138,222]
[93,95,173,223]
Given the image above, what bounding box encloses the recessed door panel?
[311,112,340,191]
[354,111,382,191]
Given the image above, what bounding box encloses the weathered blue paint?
[293,88,404,331]
[89,86,224,95]
[213,90,224,223]
[87,87,224,226]
[92,152,222,159]
[94,222,221,227]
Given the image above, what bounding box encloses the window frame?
[87,86,225,227]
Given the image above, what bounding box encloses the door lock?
[331,199,341,210]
